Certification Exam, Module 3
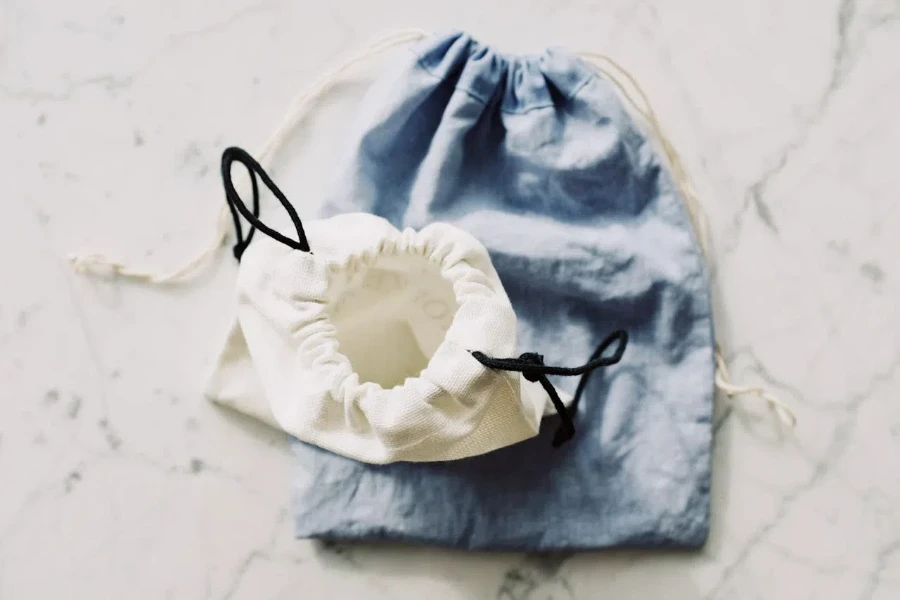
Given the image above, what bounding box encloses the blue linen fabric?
[290,31,715,550]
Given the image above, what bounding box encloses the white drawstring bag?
[206,147,625,464]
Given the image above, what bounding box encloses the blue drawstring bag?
[289,30,716,550]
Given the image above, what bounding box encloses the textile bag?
[210,148,630,464]
[69,29,793,551]
[288,30,719,550]
[208,145,627,464]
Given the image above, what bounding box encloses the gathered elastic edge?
[282,226,512,405]
[281,227,522,455]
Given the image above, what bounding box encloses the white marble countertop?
[2,0,899,598]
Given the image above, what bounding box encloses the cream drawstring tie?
[67,29,794,428]
[67,28,429,284]
[578,52,796,428]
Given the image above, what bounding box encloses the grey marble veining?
[1,0,898,598]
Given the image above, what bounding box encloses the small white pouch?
[206,147,621,464]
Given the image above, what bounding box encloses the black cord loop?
[221,146,310,260]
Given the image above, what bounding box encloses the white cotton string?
[715,351,797,428]
[67,27,430,285]
[577,52,709,256]
[255,27,429,166]
[578,51,796,428]
[68,206,234,284]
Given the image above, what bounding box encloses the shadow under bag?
[280,31,716,550]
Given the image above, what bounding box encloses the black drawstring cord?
[472,330,628,447]
[226,152,259,261]
[221,146,310,260]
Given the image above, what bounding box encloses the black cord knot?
[518,352,545,382]
[471,330,628,449]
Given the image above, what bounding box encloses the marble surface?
[2,0,899,598]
